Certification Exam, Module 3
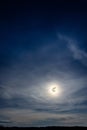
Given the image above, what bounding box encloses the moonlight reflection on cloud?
[30,80,63,105]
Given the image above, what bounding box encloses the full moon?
[47,82,62,98]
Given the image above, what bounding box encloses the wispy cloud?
[68,43,87,66]
[58,33,87,66]
[0,108,87,126]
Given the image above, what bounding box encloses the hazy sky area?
[0,1,87,127]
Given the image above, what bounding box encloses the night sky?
[0,0,87,127]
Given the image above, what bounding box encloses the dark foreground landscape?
[0,126,87,130]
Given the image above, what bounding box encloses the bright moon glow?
[47,82,62,98]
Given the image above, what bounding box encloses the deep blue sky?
[0,0,87,127]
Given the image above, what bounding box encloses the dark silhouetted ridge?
[0,126,87,129]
